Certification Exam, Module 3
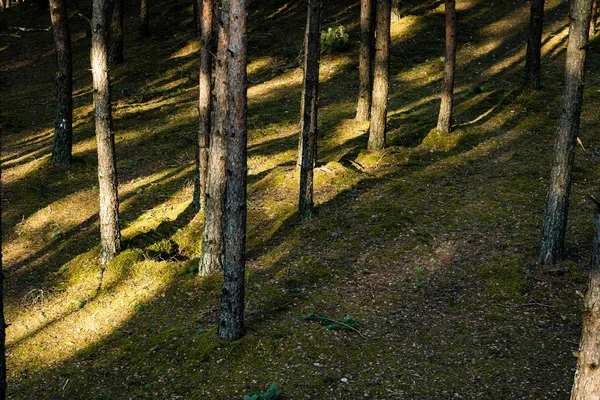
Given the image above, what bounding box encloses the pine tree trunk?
[524,0,545,89]
[436,0,456,134]
[110,0,124,64]
[199,0,228,276]
[356,0,374,122]
[298,0,321,223]
[368,0,390,150]
[570,196,600,399]
[193,0,214,212]
[218,0,248,342]
[0,169,7,400]
[92,0,121,265]
[49,0,73,166]
[140,0,149,36]
[538,0,593,265]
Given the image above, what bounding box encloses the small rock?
[341,378,348,383]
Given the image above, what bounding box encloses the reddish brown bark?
[368,0,390,150]
[436,0,456,134]
[356,0,374,122]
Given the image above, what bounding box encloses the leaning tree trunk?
[571,195,600,398]
[524,0,546,89]
[218,0,248,342]
[193,0,214,212]
[538,0,593,265]
[436,0,457,134]
[355,0,374,122]
[49,0,73,166]
[110,0,124,64]
[298,0,322,223]
[140,0,149,36]
[0,167,7,400]
[92,0,121,265]
[368,0,391,150]
[199,0,229,276]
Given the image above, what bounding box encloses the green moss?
[476,255,531,303]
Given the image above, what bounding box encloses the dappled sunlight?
[170,39,200,59]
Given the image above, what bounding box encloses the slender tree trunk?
[356,0,374,122]
[92,0,121,265]
[86,0,93,37]
[524,0,546,89]
[570,195,600,398]
[368,0,391,150]
[193,0,214,212]
[538,0,593,265]
[199,0,228,276]
[140,0,149,36]
[590,0,598,35]
[218,0,248,342]
[298,0,322,223]
[0,167,7,400]
[110,0,124,64]
[49,0,73,166]
[436,0,456,134]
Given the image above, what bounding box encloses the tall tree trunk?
[0,168,7,400]
[570,195,600,399]
[140,0,149,36]
[356,0,374,122]
[368,0,391,150]
[218,0,248,342]
[92,0,121,265]
[538,0,593,265]
[298,0,322,223]
[199,0,228,276]
[524,0,546,89]
[110,0,124,64]
[436,0,456,134]
[49,0,73,166]
[590,0,598,35]
[193,0,214,212]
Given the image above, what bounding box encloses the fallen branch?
[9,25,52,32]
[0,33,21,38]
[499,301,556,308]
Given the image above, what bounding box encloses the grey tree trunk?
[436,0,456,134]
[218,0,248,342]
[49,0,73,166]
[368,0,391,150]
[570,195,600,399]
[538,0,593,265]
[140,0,149,36]
[356,0,374,122]
[193,0,214,212]
[524,0,545,89]
[199,0,229,276]
[92,0,121,265]
[110,0,124,64]
[298,0,322,223]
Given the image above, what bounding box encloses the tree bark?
[218,0,248,342]
[140,0,149,36]
[0,167,7,400]
[92,0,121,265]
[368,0,391,150]
[110,0,124,64]
[436,0,456,134]
[570,196,600,398]
[193,0,214,212]
[298,0,322,223]
[199,0,228,276]
[356,0,374,122]
[49,0,73,166]
[524,0,546,89]
[538,0,593,265]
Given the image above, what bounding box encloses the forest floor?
[1,0,600,398]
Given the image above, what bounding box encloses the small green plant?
[243,383,280,400]
[320,25,350,54]
[301,312,358,331]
